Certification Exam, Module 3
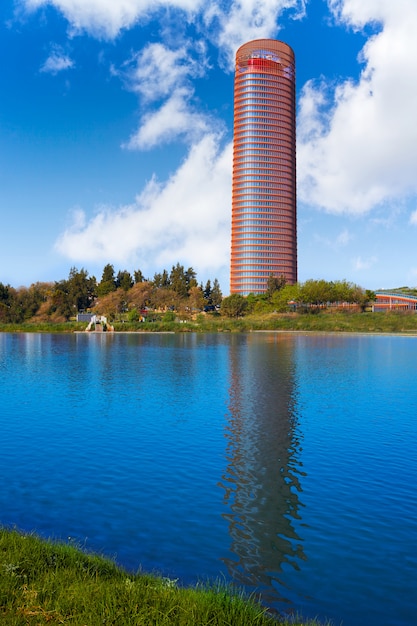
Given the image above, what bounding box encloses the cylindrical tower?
[230,39,297,295]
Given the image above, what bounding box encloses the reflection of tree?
[219,333,306,605]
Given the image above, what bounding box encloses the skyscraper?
[230,39,297,295]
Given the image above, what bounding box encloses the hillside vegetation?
[1,263,416,333]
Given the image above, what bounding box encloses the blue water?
[1,331,417,625]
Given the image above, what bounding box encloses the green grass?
[2,310,417,335]
[0,528,325,625]
[113,311,417,334]
[0,322,86,333]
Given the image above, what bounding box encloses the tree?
[152,272,162,288]
[203,280,212,304]
[150,286,180,311]
[134,269,144,283]
[168,264,197,298]
[50,267,96,320]
[116,270,133,292]
[51,283,73,320]
[16,282,51,321]
[211,278,223,306]
[152,269,170,289]
[299,279,332,307]
[0,282,10,304]
[221,294,247,317]
[67,267,96,311]
[188,285,205,311]
[266,273,286,297]
[92,289,125,319]
[161,269,170,288]
[185,267,197,290]
[127,281,152,311]
[353,288,376,311]
[97,264,116,297]
[169,263,187,297]
[330,280,355,304]
[0,282,14,322]
[270,283,300,312]
[365,290,376,304]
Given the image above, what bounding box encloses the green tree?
[116,270,133,292]
[185,267,197,290]
[0,282,15,322]
[15,282,51,321]
[203,279,212,304]
[50,267,95,319]
[152,272,162,288]
[152,269,170,289]
[365,289,376,303]
[246,293,271,313]
[161,269,170,288]
[266,273,286,297]
[168,264,197,298]
[134,269,145,283]
[169,263,188,298]
[352,287,376,311]
[97,264,116,297]
[127,308,140,322]
[221,294,247,317]
[67,267,96,311]
[0,282,10,304]
[211,278,223,306]
[299,279,332,307]
[51,283,73,319]
[270,283,300,312]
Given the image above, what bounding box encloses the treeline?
[0,261,379,324]
[0,264,223,324]
[220,278,377,317]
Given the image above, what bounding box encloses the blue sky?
[1,0,417,293]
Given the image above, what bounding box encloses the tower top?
[235,39,295,81]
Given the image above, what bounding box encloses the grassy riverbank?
[1,310,417,334]
[0,528,324,626]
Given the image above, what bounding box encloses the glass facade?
[230,39,297,296]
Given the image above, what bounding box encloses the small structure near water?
[85,315,114,332]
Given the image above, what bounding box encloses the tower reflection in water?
[220,333,306,609]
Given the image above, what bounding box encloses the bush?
[128,308,140,322]
[163,310,176,322]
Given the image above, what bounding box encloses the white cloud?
[313,228,352,250]
[205,0,306,69]
[410,210,417,226]
[354,256,377,271]
[23,0,305,60]
[336,229,351,246]
[119,41,217,149]
[40,47,74,74]
[22,0,203,38]
[125,88,215,149]
[297,0,417,215]
[123,42,208,102]
[55,134,232,284]
[25,0,305,147]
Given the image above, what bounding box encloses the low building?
[76,313,94,322]
[374,292,417,311]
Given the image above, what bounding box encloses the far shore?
[2,310,417,335]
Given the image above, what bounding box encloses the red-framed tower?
[230,39,297,295]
